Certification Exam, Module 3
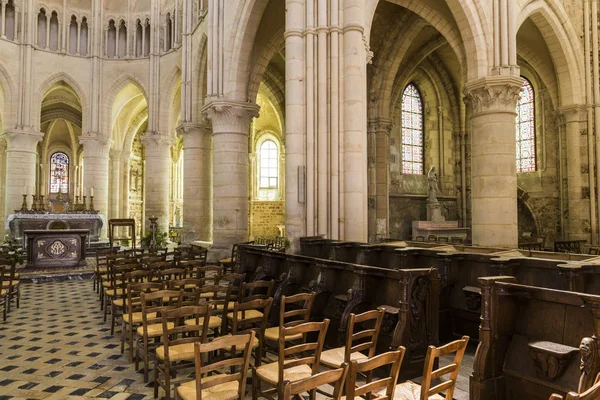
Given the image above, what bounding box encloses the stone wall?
[389,196,458,240]
[249,201,285,239]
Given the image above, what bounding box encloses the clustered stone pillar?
[204,101,259,260]
[80,135,110,237]
[463,76,523,248]
[141,134,174,233]
[4,130,44,216]
[177,122,212,243]
[367,119,391,242]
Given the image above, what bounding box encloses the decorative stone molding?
[368,119,392,136]
[140,132,175,154]
[559,105,586,123]
[202,100,260,133]
[3,129,44,152]
[463,75,524,116]
[176,122,212,138]
[80,133,112,158]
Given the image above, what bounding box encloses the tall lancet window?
[50,152,69,193]
[516,78,536,172]
[401,83,424,175]
[259,140,278,188]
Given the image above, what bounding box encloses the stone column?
[463,75,523,248]
[562,107,586,240]
[177,122,212,243]
[203,101,259,260]
[375,120,391,241]
[121,151,131,221]
[80,135,111,237]
[141,134,173,234]
[109,148,121,219]
[4,130,43,219]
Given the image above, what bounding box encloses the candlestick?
[20,194,27,211]
[31,195,37,212]
[89,196,95,212]
[82,196,87,212]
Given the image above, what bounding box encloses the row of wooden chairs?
[0,257,20,321]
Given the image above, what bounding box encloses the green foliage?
[1,237,24,264]
[140,228,169,251]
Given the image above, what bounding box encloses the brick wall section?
[250,201,285,239]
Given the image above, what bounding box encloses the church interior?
[1,0,600,399]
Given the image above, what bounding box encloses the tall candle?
[22,185,26,195]
[90,188,94,197]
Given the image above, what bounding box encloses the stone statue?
[579,337,598,393]
[427,166,440,202]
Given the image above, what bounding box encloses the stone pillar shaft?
[109,149,121,219]
[204,101,259,259]
[464,76,523,248]
[4,130,43,219]
[141,133,174,233]
[177,123,212,243]
[80,135,110,237]
[562,108,585,240]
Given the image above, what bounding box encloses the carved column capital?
[176,122,212,138]
[80,133,112,158]
[559,105,586,123]
[3,129,44,152]
[140,132,176,154]
[202,100,260,134]
[463,75,524,116]
[368,119,393,136]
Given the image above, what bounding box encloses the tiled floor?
[0,280,157,399]
[0,279,474,400]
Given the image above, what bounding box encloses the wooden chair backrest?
[231,298,273,341]
[345,309,385,362]
[550,373,600,400]
[139,290,183,337]
[280,292,316,328]
[154,267,187,282]
[160,304,212,359]
[125,282,163,321]
[198,283,233,318]
[193,265,223,282]
[278,319,330,383]
[219,272,245,300]
[241,279,275,302]
[193,332,255,399]
[420,335,469,400]
[282,364,348,400]
[345,347,406,400]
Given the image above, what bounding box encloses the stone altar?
[7,213,105,242]
[24,229,88,268]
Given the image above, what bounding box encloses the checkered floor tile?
[0,280,159,399]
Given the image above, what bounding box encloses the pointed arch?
[102,75,149,138]
[517,0,584,106]
[34,73,88,132]
[158,66,182,135]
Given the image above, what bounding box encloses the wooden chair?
[94,248,117,293]
[393,336,469,400]
[320,309,384,369]
[225,279,275,324]
[549,373,600,399]
[121,281,163,361]
[252,319,330,400]
[154,304,212,400]
[135,289,183,382]
[175,332,256,400]
[263,292,316,348]
[219,241,254,273]
[187,283,234,336]
[0,265,8,320]
[0,258,18,313]
[229,298,273,367]
[347,347,406,400]
[281,364,348,400]
[154,267,188,282]
[108,263,139,335]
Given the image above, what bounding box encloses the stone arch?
[159,66,182,135]
[224,0,270,101]
[247,25,285,102]
[0,62,15,131]
[123,109,149,153]
[192,33,208,123]
[517,1,584,106]
[102,75,149,138]
[35,72,88,133]
[366,0,490,81]
[517,44,559,110]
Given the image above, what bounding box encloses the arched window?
[401,83,424,175]
[50,152,69,194]
[259,140,278,189]
[80,17,88,55]
[516,78,536,172]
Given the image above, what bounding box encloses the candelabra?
[20,194,28,212]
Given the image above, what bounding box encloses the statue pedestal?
[427,201,446,222]
[412,220,469,241]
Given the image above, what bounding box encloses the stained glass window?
[259,140,278,188]
[401,83,424,175]
[516,78,536,173]
[50,152,69,193]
